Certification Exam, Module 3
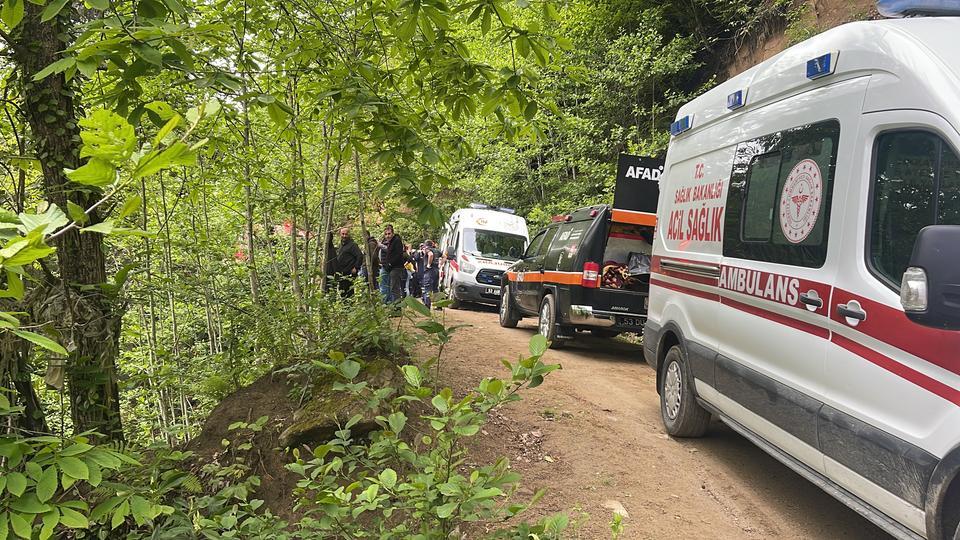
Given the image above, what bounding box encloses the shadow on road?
[682,417,889,538]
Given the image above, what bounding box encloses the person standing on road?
[382,224,405,303]
[335,227,363,298]
[421,240,441,309]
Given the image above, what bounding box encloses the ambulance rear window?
[724,120,840,268]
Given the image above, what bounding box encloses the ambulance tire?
[447,288,462,309]
[499,285,520,328]
[591,329,620,338]
[659,345,710,438]
[538,295,565,349]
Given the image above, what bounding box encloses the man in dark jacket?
[335,227,363,298]
[382,224,405,303]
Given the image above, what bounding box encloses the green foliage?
[287,326,563,538]
[0,394,132,539]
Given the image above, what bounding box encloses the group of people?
[328,224,442,309]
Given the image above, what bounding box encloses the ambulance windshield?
[462,229,526,261]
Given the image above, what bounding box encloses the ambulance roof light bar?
[877,0,960,17]
[468,203,516,214]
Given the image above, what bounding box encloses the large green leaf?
[5,472,25,497]
[35,467,58,503]
[1,0,24,29]
[58,507,88,529]
[9,494,50,514]
[40,0,69,21]
[133,142,194,179]
[65,157,116,187]
[31,57,74,81]
[78,110,136,163]
[12,331,66,355]
[9,512,30,539]
[58,456,89,480]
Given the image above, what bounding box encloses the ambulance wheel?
[499,285,520,328]
[538,295,565,349]
[659,345,710,437]
[447,287,462,309]
[591,329,620,338]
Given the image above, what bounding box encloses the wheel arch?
[926,442,960,540]
[654,322,686,396]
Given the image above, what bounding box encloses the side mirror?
[901,225,960,330]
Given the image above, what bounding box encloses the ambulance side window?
[869,131,960,288]
[724,120,840,267]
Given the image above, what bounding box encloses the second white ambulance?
[645,14,960,540]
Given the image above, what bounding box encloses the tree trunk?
[354,152,375,290]
[11,2,123,441]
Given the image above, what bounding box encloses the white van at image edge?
[644,16,960,540]
[440,206,529,308]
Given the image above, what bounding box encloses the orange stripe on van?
[542,271,582,285]
[611,209,657,226]
[506,271,581,285]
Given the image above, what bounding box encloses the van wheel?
[591,329,620,338]
[538,295,565,349]
[659,345,710,437]
[447,288,462,309]
[499,285,520,328]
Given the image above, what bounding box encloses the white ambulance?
[439,205,528,308]
[644,14,960,540]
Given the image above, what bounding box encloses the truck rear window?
[601,223,653,291]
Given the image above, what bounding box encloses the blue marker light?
[670,115,692,136]
[806,53,835,79]
[727,90,744,110]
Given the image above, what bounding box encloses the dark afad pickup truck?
[499,204,654,348]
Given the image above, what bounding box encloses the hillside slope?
[725,0,879,78]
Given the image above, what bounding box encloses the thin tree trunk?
[354,152,375,290]
[140,180,171,443]
[158,173,181,358]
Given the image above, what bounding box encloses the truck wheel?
[499,285,520,328]
[591,329,620,338]
[538,295,565,349]
[659,345,710,437]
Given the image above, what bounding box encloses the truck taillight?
[582,262,600,288]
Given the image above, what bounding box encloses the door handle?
[837,301,867,324]
[800,292,823,309]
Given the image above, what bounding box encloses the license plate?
[485,287,499,295]
[617,316,644,327]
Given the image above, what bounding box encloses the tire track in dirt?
[439,306,889,539]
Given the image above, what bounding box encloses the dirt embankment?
[442,307,887,539]
[725,0,879,79]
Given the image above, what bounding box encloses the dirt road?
[440,307,887,539]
